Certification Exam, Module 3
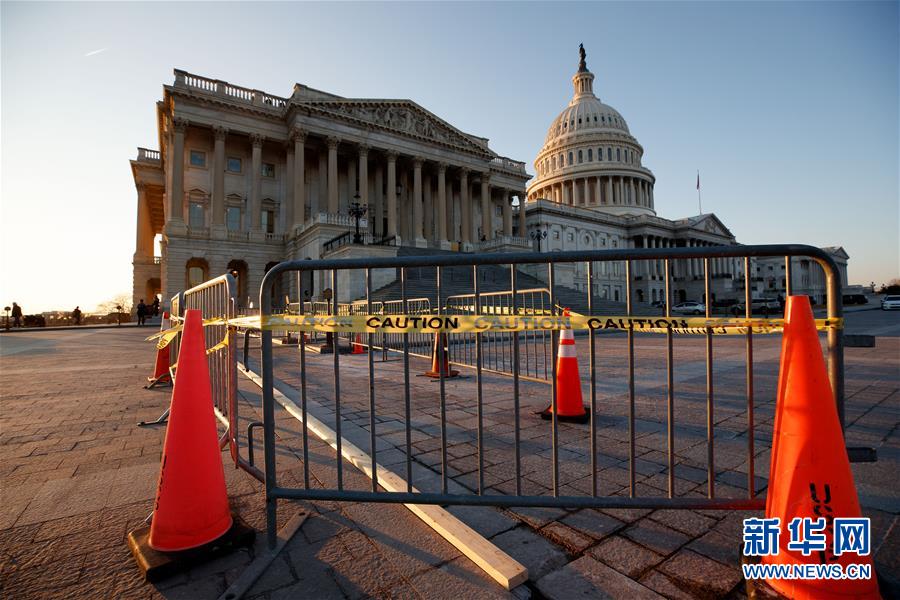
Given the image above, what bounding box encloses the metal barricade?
[170,273,264,482]
[257,244,845,549]
[446,288,553,381]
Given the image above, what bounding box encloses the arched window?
[578,150,583,164]
[607,148,612,161]
[568,152,573,166]
[552,156,556,170]
[598,148,604,162]
[228,260,249,305]
[587,149,593,161]
[185,257,209,289]
[616,148,622,162]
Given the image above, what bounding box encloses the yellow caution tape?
[146,313,843,346]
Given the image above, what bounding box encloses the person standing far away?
[72,306,82,326]
[11,302,22,327]
[151,297,160,317]
[136,299,147,326]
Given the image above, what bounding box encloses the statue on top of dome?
[578,43,587,72]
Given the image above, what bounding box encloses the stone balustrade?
[174,69,288,109]
[137,148,160,162]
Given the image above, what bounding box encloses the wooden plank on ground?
[240,365,528,590]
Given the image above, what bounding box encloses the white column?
[358,144,369,208]
[326,136,339,214]
[424,171,434,243]
[413,158,424,245]
[437,163,448,246]
[135,184,153,256]
[374,163,384,237]
[292,128,306,229]
[573,178,581,206]
[481,174,491,240]
[562,180,571,205]
[517,192,527,237]
[502,190,512,237]
[386,151,397,238]
[460,169,471,244]
[169,118,187,224]
[212,126,226,229]
[250,133,263,231]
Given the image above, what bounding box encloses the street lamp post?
[348,193,368,244]
[3,306,9,331]
[530,229,548,252]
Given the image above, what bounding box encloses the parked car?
[651,301,666,310]
[843,294,869,305]
[881,295,900,310]
[671,301,706,315]
[732,297,782,315]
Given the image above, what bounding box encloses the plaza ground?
[0,308,897,599]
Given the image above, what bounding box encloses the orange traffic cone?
[540,309,589,424]
[146,312,172,387]
[351,332,367,354]
[148,309,232,551]
[759,296,880,599]
[425,333,459,378]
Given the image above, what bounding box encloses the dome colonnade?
[526,46,655,216]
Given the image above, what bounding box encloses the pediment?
[300,100,490,155]
[694,214,733,238]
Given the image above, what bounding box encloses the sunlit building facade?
[130,69,530,309]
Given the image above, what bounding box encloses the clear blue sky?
[2,1,897,313]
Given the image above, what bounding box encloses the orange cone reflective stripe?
[148,309,232,551]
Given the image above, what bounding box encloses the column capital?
[437,162,448,174]
[358,143,370,157]
[289,127,307,143]
[459,167,469,177]
[481,172,491,184]
[173,117,189,133]
[326,136,340,150]
[213,125,228,141]
[385,149,399,161]
[412,157,423,168]
[250,133,264,148]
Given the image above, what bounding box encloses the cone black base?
[127,512,255,583]
[538,405,591,424]
[425,369,460,378]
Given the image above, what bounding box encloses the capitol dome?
[527,45,656,216]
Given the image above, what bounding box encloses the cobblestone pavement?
[0,310,897,599]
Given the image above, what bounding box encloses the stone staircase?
[366,246,659,316]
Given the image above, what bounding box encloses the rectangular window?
[189,202,204,227]
[226,207,241,231]
[227,157,242,173]
[261,209,275,234]
[189,150,206,167]
[262,162,275,177]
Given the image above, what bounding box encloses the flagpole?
[697,170,702,214]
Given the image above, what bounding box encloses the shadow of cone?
[540,309,589,424]
[758,296,880,599]
[148,308,232,551]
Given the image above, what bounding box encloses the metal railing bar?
[665,258,675,499]
[745,257,755,498]
[437,266,448,495]
[587,260,597,497]
[332,269,343,491]
[549,263,559,498]
[271,487,767,510]
[626,259,636,497]
[401,267,412,493]
[510,265,522,497]
[298,278,310,490]
[367,268,377,493]
[704,258,715,500]
[474,265,484,495]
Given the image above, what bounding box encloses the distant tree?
[95,294,132,314]
[877,278,900,295]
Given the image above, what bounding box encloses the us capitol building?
[130,46,846,309]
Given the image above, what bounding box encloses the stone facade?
[130,70,530,309]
